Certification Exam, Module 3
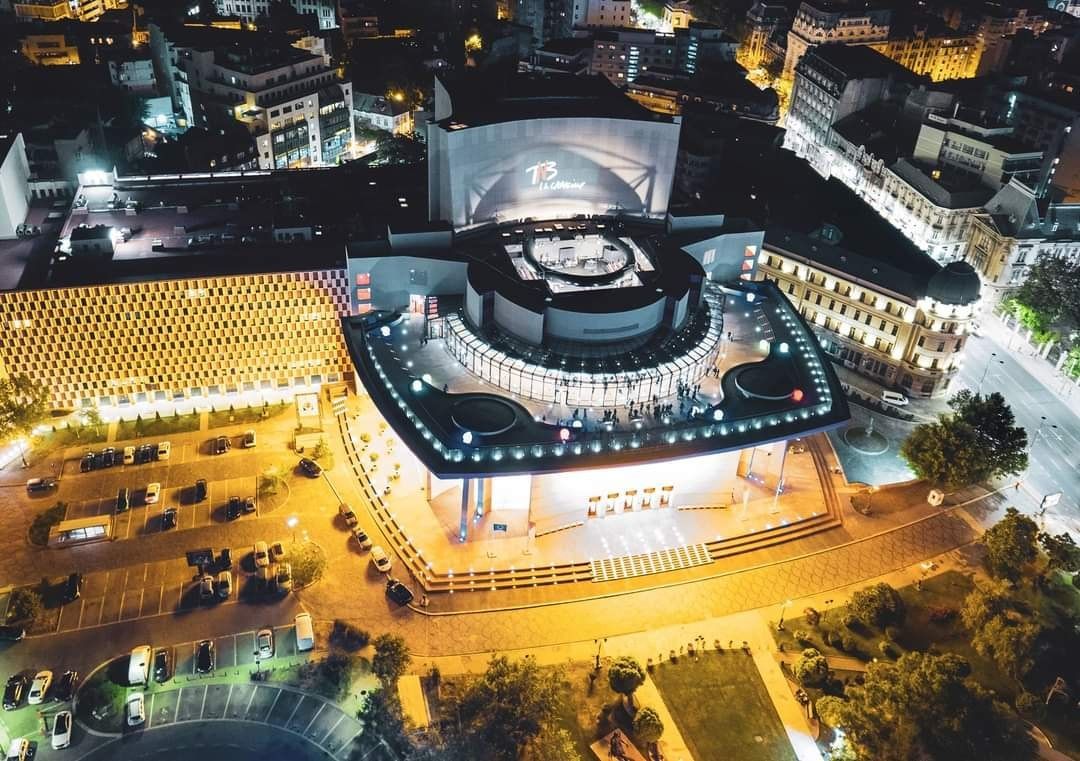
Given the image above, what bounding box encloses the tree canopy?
[1014,256,1080,329]
[607,656,646,708]
[982,507,1039,581]
[451,655,560,761]
[832,651,1035,761]
[1039,531,1080,575]
[848,583,905,629]
[900,392,1027,488]
[632,706,664,745]
[371,633,411,685]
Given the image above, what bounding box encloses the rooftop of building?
[354,92,411,117]
[800,42,913,81]
[890,158,998,209]
[434,71,669,129]
[150,21,317,74]
[1,163,427,291]
[831,102,919,162]
[536,37,594,55]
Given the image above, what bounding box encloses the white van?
[880,390,909,407]
[157,441,171,460]
[294,612,314,652]
[123,446,135,465]
[128,645,152,685]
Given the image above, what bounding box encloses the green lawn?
[208,402,290,429]
[652,653,796,761]
[76,661,130,733]
[29,424,107,458]
[115,413,200,441]
[549,662,648,760]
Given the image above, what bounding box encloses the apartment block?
[589,25,737,85]
[585,0,630,27]
[741,1,791,70]
[107,56,157,95]
[19,33,81,65]
[868,21,980,82]
[0,135,32,240]
[783,1,891,79]
[216,0,338,30]
[0,270,352,409]
[13,0,107,23]
[758,231,981,397]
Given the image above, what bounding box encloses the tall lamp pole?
[777,599,792,631]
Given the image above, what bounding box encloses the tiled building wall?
[0,269,352,409]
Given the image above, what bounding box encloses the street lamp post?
[777,599,792,631]
[1030,416,1059,452]
[287,516,299,544]
[978,353,1004,393]
[594,638,607,671]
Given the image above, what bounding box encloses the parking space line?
[338,729,364,760]
[118,589,127,620]
[285,696,304,727]
[304,704,325,734]
[76,599,86,629]
[97,573,111,625]
[222,684,234,716]
[244,686,258,716]
[148,691,157,728]
[156,585,164,615]
[232,635,239,667]
[265,689,283,722]
[174,689,182,723]
[199,686,208,718]
[321,714,345,743]
[175,583,184,611]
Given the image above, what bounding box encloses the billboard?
[430,116,680,229]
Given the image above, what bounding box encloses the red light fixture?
[791,389,804,402]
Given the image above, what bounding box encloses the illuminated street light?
[777,599,792,631]
[287,516,299,543]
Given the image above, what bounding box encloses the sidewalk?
[986,313,1080,412]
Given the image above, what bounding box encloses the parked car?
[370,545,392,573]
[198,575,214,601]
[63,572,83,602]
[272,563,293,594]
[126,692,146,726]
[298,458,322,478]
[135,444,154,464]
[157,441,171,460]
[116,487,130,513]
[80,453,94,472]
[194,479,208,502]
[153,648,172,683]
[385,578,414,606]
[256,628,274,659]
[269,542,285,562]
[243,496,256,514]
[55,670,78,702]
[51,709,73,749]
[351,526,373,550]
[0,626,26,642]
[101,447,117,467]
[123,446,136,465]
[26,477,57,493]
[338,503,358,528]
[226,496,242,520]
[27,670,52,705]
[145,483,161,505]
[243,430,256,448]
[215,571,232,599]
[253,541,270,568]
[213,436,231,455]
[2,675,27,710]
[162,507,178,530]
[5,738,29,761]
[195,640,215,674]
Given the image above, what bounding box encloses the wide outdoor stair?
[337,416,844,594]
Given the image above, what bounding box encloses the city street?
[955,332,1080,535]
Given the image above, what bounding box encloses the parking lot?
[50,556,291,635]
[142,681,362,759]
[51,436,268,540]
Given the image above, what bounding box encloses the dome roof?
[926,261,981,306]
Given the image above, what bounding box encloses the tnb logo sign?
[525,160,558,185]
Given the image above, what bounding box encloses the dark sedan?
[195,640,215,674]
[3,674,28,710]
[298,458,322,478]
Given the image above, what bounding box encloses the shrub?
[839,633,858,653]
[815,695,846,728]
[826,630,842,648]
[1072,572,1079,589]
[878,641,895,659]
[794,629,813,646]
[1015,692,1043,717]
[841,613,859,630]
[883,626,902,642]
[7,588,43,624]
[928,606,958,624]
[849,583,906,629]
[329,620,370,651]
[803,607,822,627]
[794,648,829,687]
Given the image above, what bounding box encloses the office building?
[783,1,891,79]
[215,0,338,30]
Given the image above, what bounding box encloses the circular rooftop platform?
[451,397,519,436]
[734,364,797,401]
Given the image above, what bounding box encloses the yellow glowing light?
[465,33,482,53]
